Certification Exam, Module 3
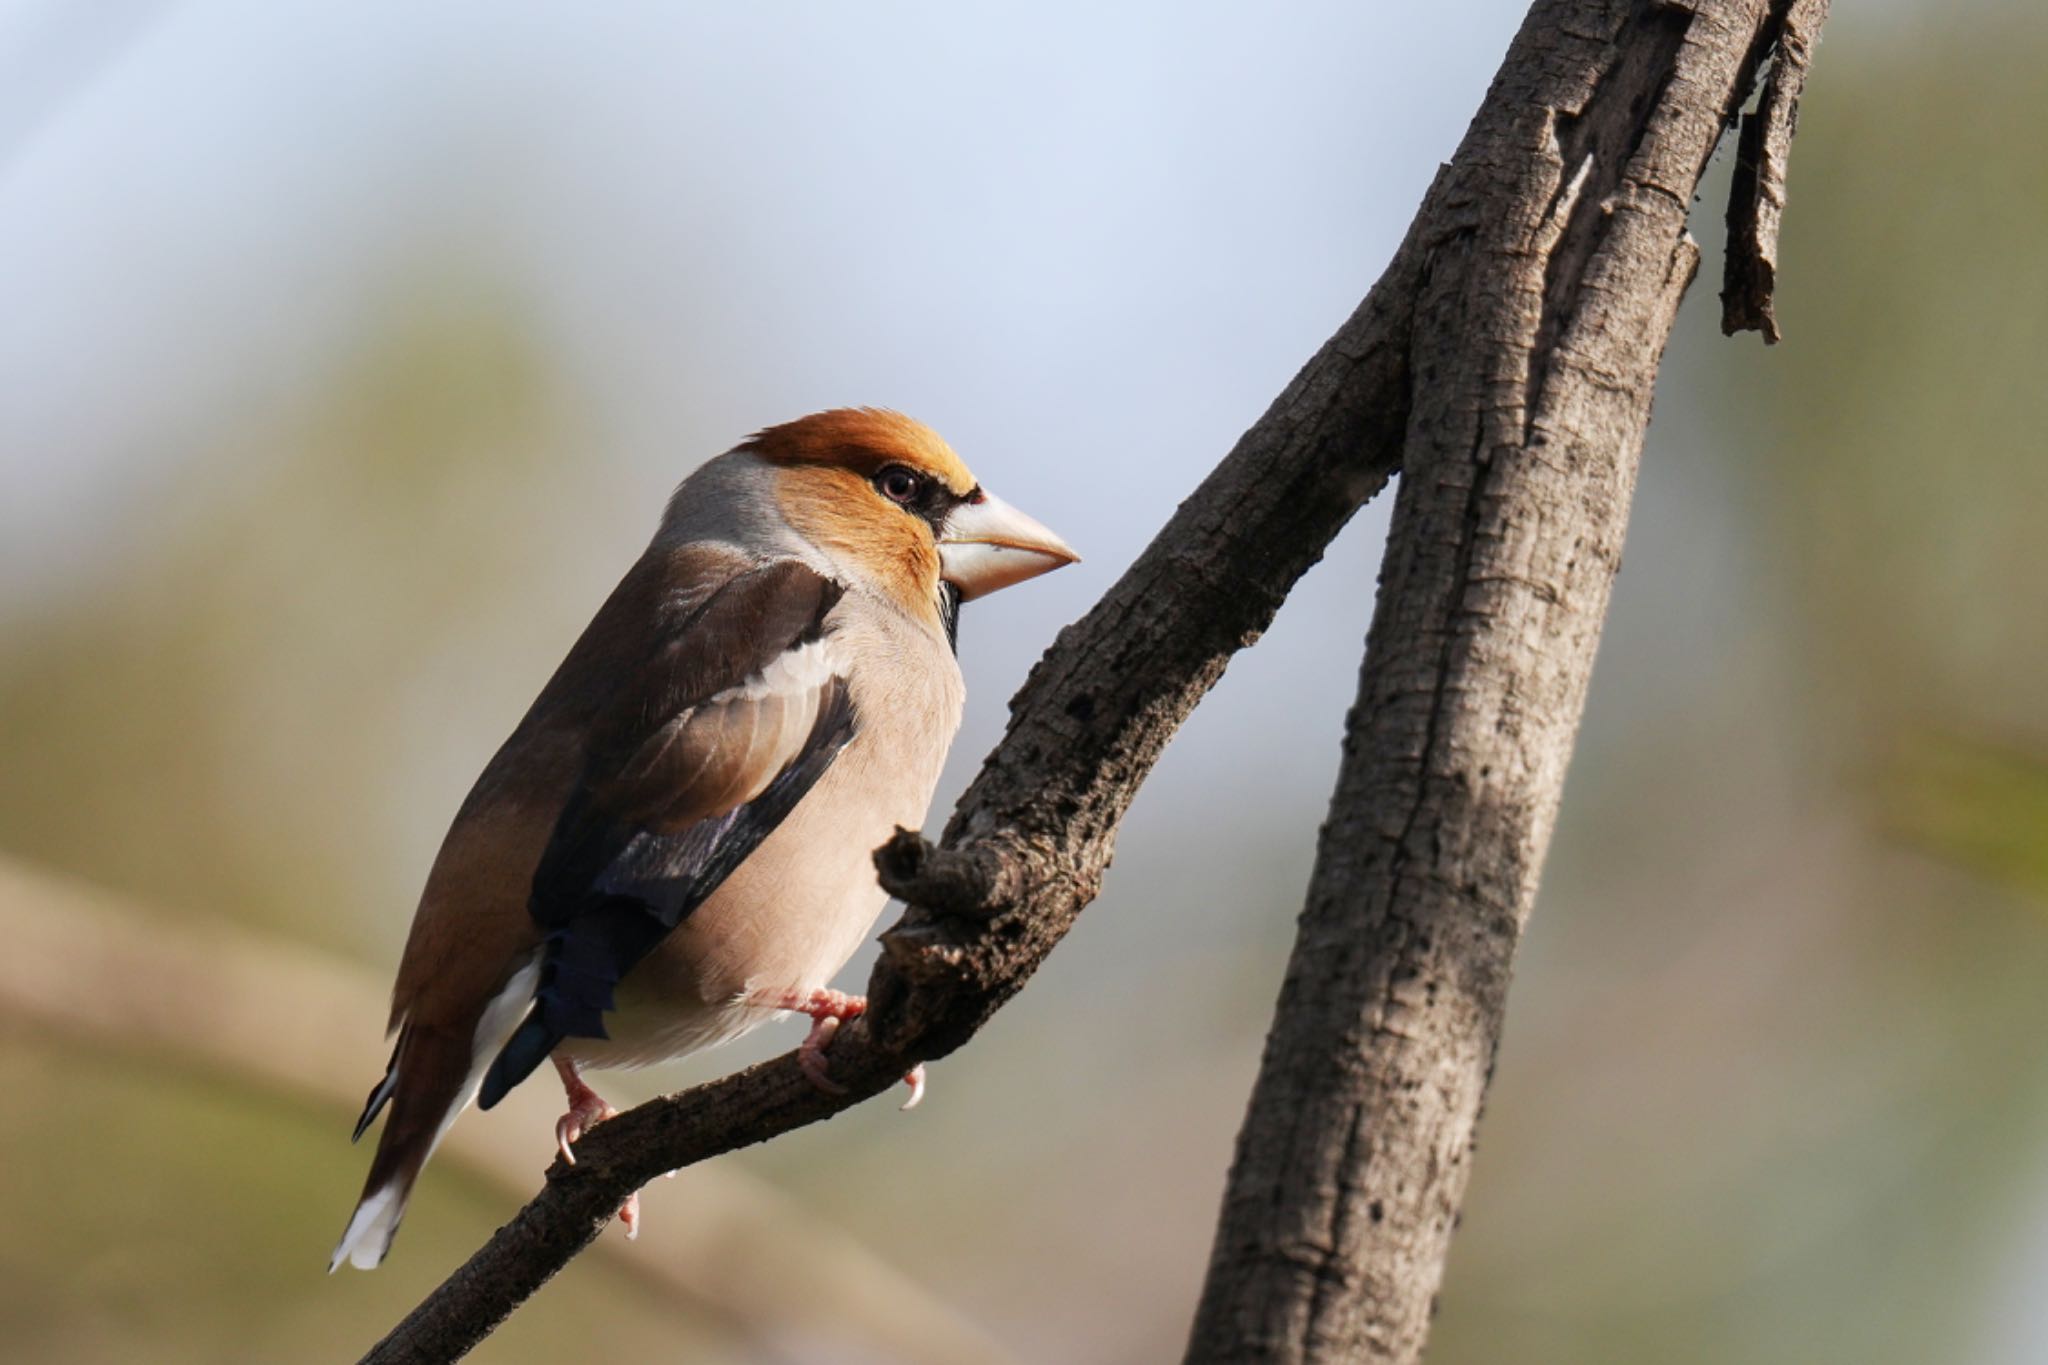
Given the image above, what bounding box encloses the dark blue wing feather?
[479,678,854,1109]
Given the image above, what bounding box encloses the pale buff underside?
[565,569,963,1070]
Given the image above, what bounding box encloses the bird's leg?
[551,1054,617,1162]
[550,1055,639,1238]
[747,987,928,1110]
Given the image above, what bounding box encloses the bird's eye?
[876,465,923,505]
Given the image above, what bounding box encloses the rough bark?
[362,2,1826,1360]
[1184,2,1826,1362]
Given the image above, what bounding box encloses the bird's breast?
[584,601,964,1067]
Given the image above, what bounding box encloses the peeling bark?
[1723,0,1830,341]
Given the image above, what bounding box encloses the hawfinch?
[333,409,1075,1270]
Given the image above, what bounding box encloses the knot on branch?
[870,829,1044,1020]
[873,828,1016,918]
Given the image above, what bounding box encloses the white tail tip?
[329,1182,406,1273]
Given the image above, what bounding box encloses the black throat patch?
[937,581,961,654]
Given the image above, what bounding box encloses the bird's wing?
[479,555,857,1107]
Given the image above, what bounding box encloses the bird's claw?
[551,1056,619,1167]
[619,1191,641,1240]
[794,1012,927,1109]
[548,1055,638,1237]
[798,1014,852,1094]
[553,1092,618,1166]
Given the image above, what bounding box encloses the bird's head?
[740,408,1077,627]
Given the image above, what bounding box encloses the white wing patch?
[722,637,840,703]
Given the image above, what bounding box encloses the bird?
[331,408,1076,1271]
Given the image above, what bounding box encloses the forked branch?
[362,3,1827,1360]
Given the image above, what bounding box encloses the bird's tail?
[330,1023,473,1272]
[333,957,543,1270]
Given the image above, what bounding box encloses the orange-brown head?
[742,408,1075,626]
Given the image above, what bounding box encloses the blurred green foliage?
[1742,11,2048,745]
[0,288,589,961]
[0,1043,741,1364]
[1882,735,2048,905]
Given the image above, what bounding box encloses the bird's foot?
[754,985,867,1023]
[751,988,926,1110]
[796,1014,851,1094]
[550,1056,640,1237]
[618,1191,641,1240]
[550,1055,618,1165]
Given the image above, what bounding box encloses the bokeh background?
[4,2,2046,1362]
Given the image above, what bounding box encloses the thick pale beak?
[938,490,1079,601]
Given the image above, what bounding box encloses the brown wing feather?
[479,560,854,1102]
[594,652,828,830]
[525,558,844,906]
[344,542,854,1267]
[387,541,762,1035]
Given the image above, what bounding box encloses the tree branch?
[365,2,1828,1358]
[1186,1,1828,1361]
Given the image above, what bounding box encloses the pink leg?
[550,1055,640,1239]
[747,988,928,1110]
[551,1055,616,1164]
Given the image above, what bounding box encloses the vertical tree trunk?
[1185,1,1827,1360]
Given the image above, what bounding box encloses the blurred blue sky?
[3,2,1494,590]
